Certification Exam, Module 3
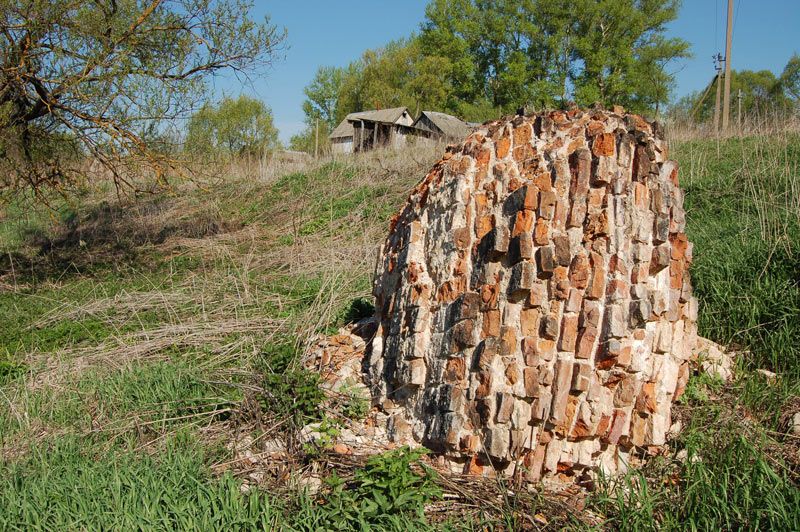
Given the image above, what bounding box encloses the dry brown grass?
[1,142,446,463]
[666,109,800,143]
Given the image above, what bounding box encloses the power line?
[732,0,742,41]
[722,0,733,131]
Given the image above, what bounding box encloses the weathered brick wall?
[367,108,698,482]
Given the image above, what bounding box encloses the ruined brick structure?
[367,108,698,481]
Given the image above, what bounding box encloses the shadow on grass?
[0,196,241,284]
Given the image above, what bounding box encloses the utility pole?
[737,89,743,133]
[722,0,734,131]
[713,54,723,135]
[314,118,319,159]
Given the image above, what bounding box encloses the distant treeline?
[291,0,693,151]
[670,55,800,124]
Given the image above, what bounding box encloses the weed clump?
[258,338,325,427]
[0,356,24,385]
[307,447,441,530]
[341,297,375,324]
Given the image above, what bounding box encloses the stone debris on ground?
[695,336,734,382]
[300,322,392,454]
[366,107,704,483]
[756,368,778,382]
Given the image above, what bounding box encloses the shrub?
[309,447,441,530]
[259,338,325,427]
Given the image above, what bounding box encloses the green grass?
[0,434,457,531]
[0,434,281,530]
[0,360,237,444]
[0,265,196,359]
[677,134,800,379]
[592,373,800,531]
[0,157,424,529]
[584,132,800,529]
[1,137,799,529]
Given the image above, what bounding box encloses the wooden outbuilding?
[329,107,414,154]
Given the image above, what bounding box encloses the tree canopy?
[292,0,690,153]
[672,57,798,123]
[0,0,285,194]
[186,95,279,158]
[420,0,689,114]
[779,54,800,106]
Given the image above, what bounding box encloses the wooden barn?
[412,111,473,141]
[329,107,414,154]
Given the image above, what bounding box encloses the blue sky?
[213,1,800,143]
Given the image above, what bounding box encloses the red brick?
[436,276,466,303]
[558,314,579,352]
[512,209,534,237]
[475,371,492,398]
[670,233,689,260]
[533,218,550,245]
[566,288,583,313]
[453,227,471,250]
[524,367,539,396]
[450,319,475,351]
[592,132,616,157]
[541,313,559,340]
[522,336,538,365]
[576,326,598,359]
[571,419,592,439]
[523,185,539,210]
[482,310,501,338]
[527,282,547,307]
[586,120,605,136]
[551,266,570,300]
[476,214,494,240]
[669,259,684,290]
[496,136,511,158]
[608,279,629,300]
[635,382,657,413]
[475,147,491,182]
[444,357,466,383]
[571,362,592,392]
[513,123,532,146]
[587,252,606,299]
[520,308,541,336]
[505,361,520,385]
[499,325,517,356]
[569,252,591,290]
[606,409,629,444]
[481,283,499,309]
[595,414,612,438]
[538,190,557,220]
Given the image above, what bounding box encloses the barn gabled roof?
[414,111,473,139]
[329,107,411,139]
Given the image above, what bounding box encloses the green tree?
[673,69,790,123]
[185,95,279,157]
[295,37,456,153]
[420,0,689,115]
[779,53,800,106]
[288,122,329,155]
[0,0,285,194]
[302,66,344,131]
[570,0,689,114]
[336,38,453,118]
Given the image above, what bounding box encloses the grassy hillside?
[1,135,798,530]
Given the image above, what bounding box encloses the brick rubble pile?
[367,108,699,481]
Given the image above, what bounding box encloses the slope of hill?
[1,132,798,529]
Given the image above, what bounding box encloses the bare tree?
[0,0,286,195]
